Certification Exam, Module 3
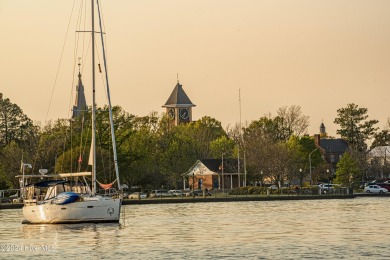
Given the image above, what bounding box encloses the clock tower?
[162,80,195,127]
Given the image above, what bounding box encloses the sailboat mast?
[96,0,121,191]
[91,0,97,195]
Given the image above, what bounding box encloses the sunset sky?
[1,0,390,137]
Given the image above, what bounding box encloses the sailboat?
[21,0,122,224]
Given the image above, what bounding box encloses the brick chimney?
[314,134,321,147]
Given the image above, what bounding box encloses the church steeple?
[72,61,87,118]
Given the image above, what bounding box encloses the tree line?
[1,93,389,191]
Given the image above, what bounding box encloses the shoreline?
[2,193,389,210]
[122,194,357,205]
[3,193,386,210]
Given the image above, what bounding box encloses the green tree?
[158,123,198,188]
[263,142,291,187]
[287,135,324,186]
[243,119,292,186]
[34,119,71,174]
[0,93,37,148]
[244,107,309,144]
[0,141,31,189]
[334,103,378,151]
[153,116,226,189]
[334,152,360,187]
[371,130,390,149]
[0,94,38,189]
[120,115,159,189]
[189,116,226,159]
[209,135,235,159]
[244,115,286,142]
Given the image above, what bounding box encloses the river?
[1,197,389,259]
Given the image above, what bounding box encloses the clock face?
[179,108,190,120]
[168,108,175,120]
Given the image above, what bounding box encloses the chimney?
[314,134,321,147]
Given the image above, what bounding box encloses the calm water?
[1,197,390,259]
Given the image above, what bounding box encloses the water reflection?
[2,198,390,259]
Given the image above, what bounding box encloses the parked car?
[376,183,390,190]
[0,197,12,203]
[128,192,147,199]
[186,190,212,197]
[268,185,278,190]
[149,190,170,198]
[319,184,335,190]
[365,182,376,187]
[364,185,388,194]
[168,190,183,196]
[97,188,118,197]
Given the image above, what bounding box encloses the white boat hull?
[22,196,121,224]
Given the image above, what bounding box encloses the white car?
[364,185,388,194]
[319,183,337,190]
[168,190,183,196]
[128,192,147,199]
[149,190,170,198]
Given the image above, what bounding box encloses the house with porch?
[182,159,243,191]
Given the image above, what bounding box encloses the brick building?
[182,159,243,191]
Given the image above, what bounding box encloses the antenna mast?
[237,89,241,187]
[239,89,246,187]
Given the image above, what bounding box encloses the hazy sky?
[1,0,390,137]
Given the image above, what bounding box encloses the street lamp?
[260,171,263,187]
[309,148,317,186]
[327,169,330,184]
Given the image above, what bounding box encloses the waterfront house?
[182,159,243,191]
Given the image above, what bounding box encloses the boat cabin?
[24,180,90,204]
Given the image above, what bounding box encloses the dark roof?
[319,139,348,153]
[201,158,240,173]
[162,82,195,108]
[72,71,88,118]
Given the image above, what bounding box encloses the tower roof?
[72,69,88,118]
[162,82,195,108]
[320,122,326,132]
